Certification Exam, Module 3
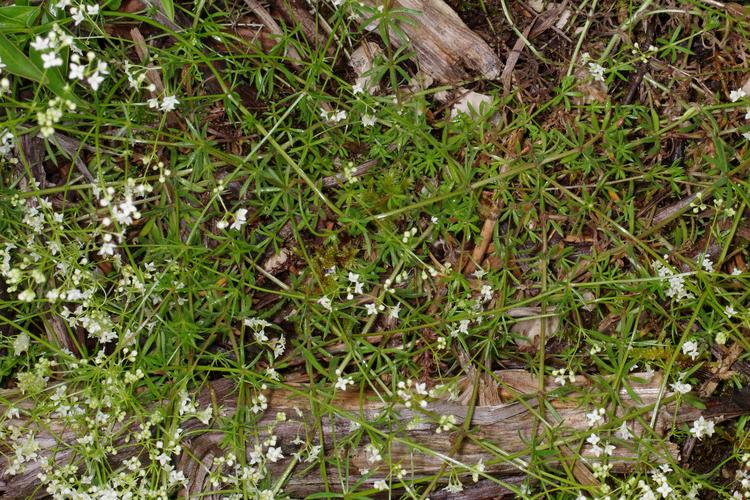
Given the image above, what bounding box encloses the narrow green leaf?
[0,5,39,29]
[160,0,174,22]
[0,31,43,82]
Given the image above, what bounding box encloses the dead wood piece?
[244,0,303,66]
[350,41,383,93]
[357,0,502,83]
[0,371,697,498]
[130,28,165,96]
[274,0,334,57]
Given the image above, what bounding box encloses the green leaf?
[160,0,174,22]
[0,31,43,82]
[0,5,39,29]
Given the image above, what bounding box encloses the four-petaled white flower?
[69,63,85,80]
[160,95,179,112]
[682,340,700,360]
[41,52,63,69]
[230,208,248,231]
[266,446,284,462]
[585,407,606,428]
[335,376,354,391]
[690,416,715,440]
[317,296,332,311]
[730,89,747,102]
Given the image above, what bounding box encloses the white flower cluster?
[0,128,14,159]
[207,436,286,497]
[0,56,9,94]
[244,317,285,358]
[653,258,693,300]
[396,379,430,409]
[217,207,248,230]
[31,24,74,69]
[320,108,347,123]
[2,428,41,476]
[733,453,750,498]
[37,97,76,138]
[552,367,576,386]
[69,51,109,91]
[147,94,180,112]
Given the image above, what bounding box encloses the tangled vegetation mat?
[1,0,750,498]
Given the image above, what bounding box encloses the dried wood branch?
[356,0,502,83]
[0,370,705,498]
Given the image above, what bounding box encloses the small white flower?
[352,82,364,94]
[18,289,36,302]
[585,407,606,428]
[321,108,347,123]
[160,95,179,112]
[86,4,100,15]
[743,132,750,141]
[335,376,354,391]
[147,97,159,109]
[388,303,401,319]
[689,416,715,439]
[698,253,714,272]
[682,340,700,360]
[317,296,332,311]
[588,62,606,82]
[730,89,747,102]
[41,52,63,69]
[725,305,737,318]
[450,319,470,337]
[670,380,692,395]
[373,479,388,491]
[656,481,673,498]
[71,8,84,25]
[552,368,576,386]
[69,63,85,80]
[365,303,378,316]
[87,72,105,91]
[615,421,631,440]
[230,208,248,230]
[266,446,284,462]
[31,35,50,51]
[362,114,376,127]
[586,433,603,457]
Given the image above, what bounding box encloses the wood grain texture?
[357,0,502,83]
[0,371,692,498]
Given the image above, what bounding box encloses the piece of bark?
[357,0,501,83]
[350,41,383,93]
[244,0,303,66]
[0,370,702,498]
[274,0,335,57]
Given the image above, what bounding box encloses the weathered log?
[0,371,706,498]
[357,0,502,83]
